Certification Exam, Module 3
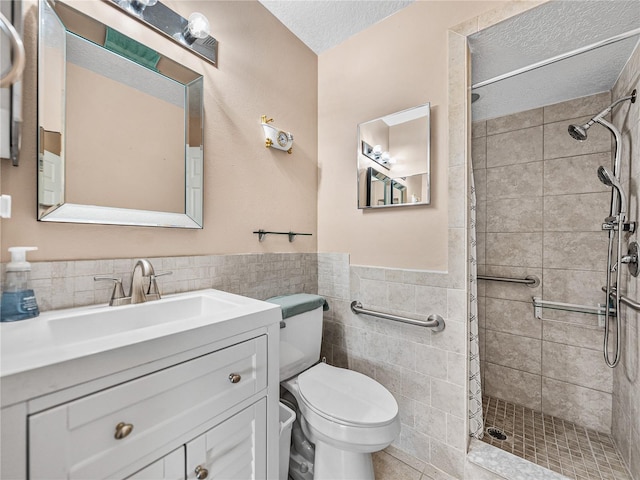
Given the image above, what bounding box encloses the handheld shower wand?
[597,166,627,217]
[598,164,625,368]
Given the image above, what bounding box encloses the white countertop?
[0,289,281,407]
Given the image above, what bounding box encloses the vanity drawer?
[29,335,267,480]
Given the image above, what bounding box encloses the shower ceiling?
[469,0,640,121]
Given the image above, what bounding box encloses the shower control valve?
[621,254,637,264]
[601,221,636,233]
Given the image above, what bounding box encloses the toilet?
[268,294,401,480]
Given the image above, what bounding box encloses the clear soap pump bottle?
[1,247,40,322]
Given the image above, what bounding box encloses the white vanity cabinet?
[185,399,267,479]
[124,399,267,480]
[0,289,281,480]
[127,448,185,480]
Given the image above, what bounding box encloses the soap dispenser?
[1,247,40,322]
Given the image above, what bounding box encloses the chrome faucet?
[94,259,172,306]
[130,259,155,304]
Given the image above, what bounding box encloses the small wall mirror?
[357,103,431,209]
[38,0,204,228]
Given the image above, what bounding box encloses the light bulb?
[372,145,382,159]
[129,0,157,14]
[188,12,210,40]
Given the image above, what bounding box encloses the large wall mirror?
[38,0,204,228]
[357,104,431,209]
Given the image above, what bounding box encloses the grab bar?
[477,274,540,287]
[602,286,640,311]
[532,296,609,322]
[350,301,445,332]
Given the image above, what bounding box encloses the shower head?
[568,89,636,141]
[598,165,627,216]
[568,122,591,141]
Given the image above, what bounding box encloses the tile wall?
[472,92,615,433]
[611,40,640,480]
[318,253,468,479]
[24,253,318,311]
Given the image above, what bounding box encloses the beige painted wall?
[317,0,507,270]
[1,0,318,262]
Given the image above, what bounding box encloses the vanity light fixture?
[361,141,395,168]
[107,0,217,66]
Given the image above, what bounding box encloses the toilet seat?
[297,363,398,427]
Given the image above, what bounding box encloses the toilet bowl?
[267,293,401,480]
[283,362,400,478]
[284,363,400,452]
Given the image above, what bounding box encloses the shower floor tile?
[481,396,632,480]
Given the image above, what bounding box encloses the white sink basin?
[0,289,281,380]
[48,294,240,344]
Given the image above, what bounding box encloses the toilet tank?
[279,306,323,381]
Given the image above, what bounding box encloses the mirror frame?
[37,0,204,228]
[357,103,431,209]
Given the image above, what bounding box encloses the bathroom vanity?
[0,289,281,479]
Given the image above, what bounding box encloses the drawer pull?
[114,422,133,439]
[195,465,209,479]
[228,373,242,384]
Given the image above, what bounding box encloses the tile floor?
[481,396,632,480]
[372,448,437,480]
[373,451,426,480]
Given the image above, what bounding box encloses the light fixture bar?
[105,0,217,66]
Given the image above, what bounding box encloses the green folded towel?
[266,293,329,319]
[104,27,160,71]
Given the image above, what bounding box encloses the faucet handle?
[146,271,173,300]
[94,276,128,306]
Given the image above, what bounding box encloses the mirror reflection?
[357,103,431,209]
[38,0,204,228]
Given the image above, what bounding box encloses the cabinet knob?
[195,465,209,479]
[228,373,241,384]
[114,422,133,439]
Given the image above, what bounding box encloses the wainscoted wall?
[24,253,318,311]
[472,91,615,433]
[318,253,469,478]
[611,40,640,480]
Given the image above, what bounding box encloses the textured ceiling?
[258,0,414,54]
[257,0,640,121]
[469,0,640,121]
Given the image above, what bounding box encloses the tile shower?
[473,87,636,479]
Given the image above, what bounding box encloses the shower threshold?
[481,396,631,480]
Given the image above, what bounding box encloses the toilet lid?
[297,363,398,427]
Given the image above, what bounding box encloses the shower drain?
[486,427,508,441]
